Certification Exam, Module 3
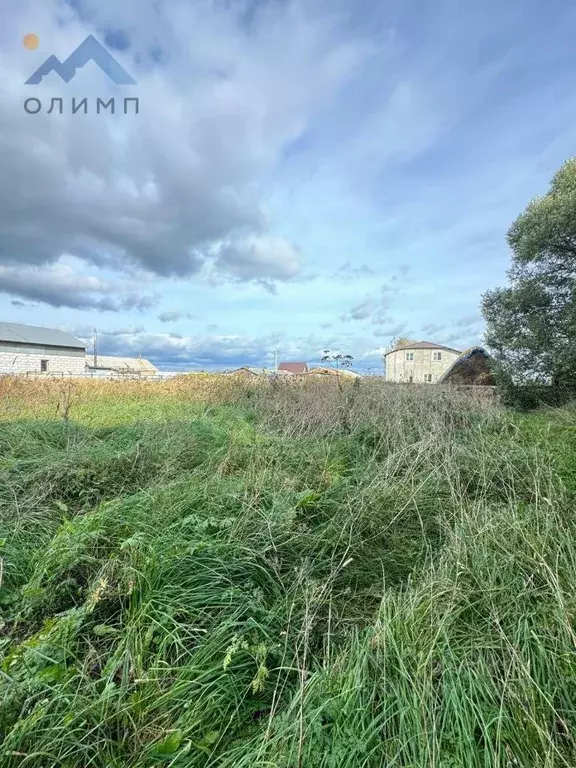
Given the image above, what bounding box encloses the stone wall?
[385,348,460,383]
[0,351,87,375]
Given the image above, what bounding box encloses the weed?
[1,377,575,766]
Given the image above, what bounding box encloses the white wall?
[385,348,460,383]
[0,351,86,375]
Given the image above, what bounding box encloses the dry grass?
[0,374,258,425]
[2,375,576,767]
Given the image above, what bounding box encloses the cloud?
[90,329,288,370]
[437,332,467,347]
[373,323,409,338]
[340,284,394,324]
[0,0,368,281]
[343,297,374,321]
[1,0,573,361]
[332,262,376,280]
[0,262,158,311]
[455,313,483,328]
[77,325,381,371]
[103,325,146,336]
[421,323,445,335]
[213,235,301,282]
[158,311,196,323]
[11,299,38,308]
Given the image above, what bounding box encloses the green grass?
[1,381,576,767]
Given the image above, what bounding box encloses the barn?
[0,322,86,375]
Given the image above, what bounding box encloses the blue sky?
[0,0,574,370]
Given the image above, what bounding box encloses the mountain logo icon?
[25,35,136,85]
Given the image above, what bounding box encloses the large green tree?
[482,158,576,386]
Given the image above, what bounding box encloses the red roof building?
[278,361,308,375]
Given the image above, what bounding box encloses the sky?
[0,0,574,372]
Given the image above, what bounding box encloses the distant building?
[278,361,308,375]
[226,367,260,377]
[86,355,159,376]
[307,367,361,379]
[0,322,86,375]
[384,341,461,384]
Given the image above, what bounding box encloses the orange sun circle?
[23,33,39,50]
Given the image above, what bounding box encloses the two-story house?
[384,341,461,383]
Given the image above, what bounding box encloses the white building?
[0,322,86,375]
[384,341,461,383]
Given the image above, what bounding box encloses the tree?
[321,350,354,371]
[482,158,576,387]
[321,350,354,392]
[388,336,416,352]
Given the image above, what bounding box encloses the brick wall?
[0,352,87,375]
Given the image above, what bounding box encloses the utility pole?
[274,349,278,372]
[93,328,98,369]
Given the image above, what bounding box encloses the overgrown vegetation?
[1,376,576,767]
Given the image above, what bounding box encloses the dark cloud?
[341,285,394,325]
[0,264,158,312]
[158,311,197,323]
[0,1,366,281]
[343,298,374,321]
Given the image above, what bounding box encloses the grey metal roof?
[86,355,158,372]
[0,322,85,349]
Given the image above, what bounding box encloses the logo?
[25,34,136,85]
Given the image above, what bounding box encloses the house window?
[433,351,442,361]
[406,352,414,361]
[40,359,49,372]
[424,374,433,382]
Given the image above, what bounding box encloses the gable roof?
[0,322,85,349]
[384,340,461,356]
[278,361,308,374]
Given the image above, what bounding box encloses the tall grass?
[1,377,575,766]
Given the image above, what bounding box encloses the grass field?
[1,375,576,767]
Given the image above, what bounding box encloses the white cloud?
[0,0,369,283]
[214,235,301,281]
